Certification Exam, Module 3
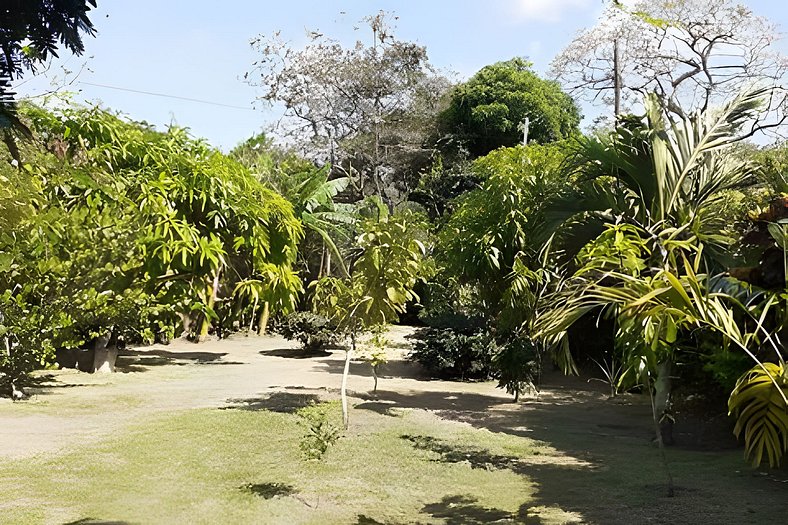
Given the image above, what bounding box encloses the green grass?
[2,394,787,525]
[0,404,573,525]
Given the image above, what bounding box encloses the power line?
[78,81,256,111]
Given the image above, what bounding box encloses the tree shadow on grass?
[360,382,788,524]
[354,515,389,525]
[63,518,132,525]
[401,434,533,475]
[422,495,520,524]
[221,391,321,413]
[25,374,98,391]
[241,482,296,499]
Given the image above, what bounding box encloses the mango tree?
[313,208,427,427]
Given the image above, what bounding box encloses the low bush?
[280,312,339,352]
[297,401,342,460]
[407,327,497,380]
[492,335,541,401]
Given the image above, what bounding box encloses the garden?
[1,1,788,524]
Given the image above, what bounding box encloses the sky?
[13,0,788,151]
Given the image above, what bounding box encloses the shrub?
[0,293,57,396]
[407,327,497,380]
[492,336,541,401]
[297,401,342,460]
[280,312,338,352]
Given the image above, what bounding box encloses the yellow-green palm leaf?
[729,362,788,468]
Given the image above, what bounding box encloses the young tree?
[313,209,427,428]
[438,58,581,158]
[246,11,451,207]
[551,0,788,123]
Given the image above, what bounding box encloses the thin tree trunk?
[613,37,621,119]
[649,374,675,497]
[199,267,222,340]
[341,332,355,429]
[318,244,326,279]
[248,295,259,335]
[325,250,332,277]
[654,360,673,445]
[257,301,270,335]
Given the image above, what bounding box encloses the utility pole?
[613,37,621,118]
[521,117,530,146]
[610,1,622,119]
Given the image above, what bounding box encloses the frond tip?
[728,362,788,468]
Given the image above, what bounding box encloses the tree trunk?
[257,301,270,335]
[179,312,193,338]
[341,333,355,429]
[654,360,674,446]
[248,295,259,336]
[318,244,326,279]
[372,364,378,393]
[649,370,675,498]
[199,267,222,340]
[92,332,117,373]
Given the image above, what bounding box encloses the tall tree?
[437,58,581,158]
[551,0,788,123]
[246,11,451,207]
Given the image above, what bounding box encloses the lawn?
[0,398,578,525]
[1,337,786,525]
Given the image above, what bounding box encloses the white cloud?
[512,0,594,23]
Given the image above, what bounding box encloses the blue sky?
[14,1,788,151]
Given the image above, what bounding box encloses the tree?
[437,143,570,324]
[437,58,581,158]
[535,89,788,471]
[1,102,304,384]
[551,0,788,123]
[246,11,451,207]
[230,135,358,318]
[313,209,427,428]
[1,0,97,141]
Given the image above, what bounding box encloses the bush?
[492,336,541,401]
[280,312,338,352]
[297,401,342,460]
[407,327,497,380]
[0,292,57,396]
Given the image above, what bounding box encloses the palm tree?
[537,87,784,462]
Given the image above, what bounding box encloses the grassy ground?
[0,399,578,525]
[1,334,787,524]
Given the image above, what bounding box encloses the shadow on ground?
[222,391,321,413]
[259,348,331,359]
[115,348,242,373]
[317,357,430,382]
[63,518,131,525]
[241,482,296,499]
[356,376,788,525]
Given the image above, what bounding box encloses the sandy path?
[0,327,513,460]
